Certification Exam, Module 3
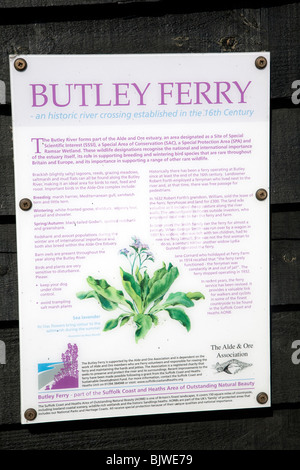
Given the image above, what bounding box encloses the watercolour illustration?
[76,237,205,342]
[39,343,79,390]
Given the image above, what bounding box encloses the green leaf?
[125,299,135,311]
[145,264,179,307]
[149,314,159,325]
[135,266,143,284]
[103,318,120,331]
[147,263,167,290]
[120,315,131,327]
[165,307,191,332]
[103,313,133,331]
[76,290,94,300]
[186,292,205,300]
[147,295,165,315]
[120,268,143,312]
[163,292,195,308]
[140,270,150,303]
[76,290,118,311]
[86,276,130,308]
[134,313,153,342]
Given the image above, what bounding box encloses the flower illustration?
[77,237,204,342]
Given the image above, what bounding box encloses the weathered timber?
[271,240,300,306]
[272,210,300,240]
[0,328,20,426]
[0,252,18,322]
[0,406,298,450]
[0,0,157,7]
[0,3,299,102]
[0,0,299,451]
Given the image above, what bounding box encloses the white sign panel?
[10,53,270,424]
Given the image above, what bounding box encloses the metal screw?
[14,58,27,72]
[24,408,37,421]
[255,56,267,69]
[257,392,268,404]
[256,188,268,201]
[19,198,32,211]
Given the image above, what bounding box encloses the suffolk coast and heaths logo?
[38,343,79,390]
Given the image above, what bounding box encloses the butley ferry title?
[29,81,252,108]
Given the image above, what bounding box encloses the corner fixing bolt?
[255,56,267,69]
[14,58,27,72]
[19,198,32,211]
[24,408,37,421]
[256,189,268,201]
[256,392,268,405]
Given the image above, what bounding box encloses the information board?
[9,53,270,424]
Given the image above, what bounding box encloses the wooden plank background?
[1,0,300,450]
